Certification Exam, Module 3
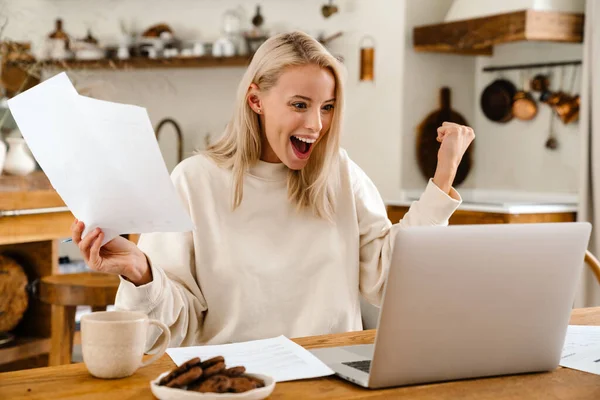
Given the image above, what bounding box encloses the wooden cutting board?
[416,87,472,187]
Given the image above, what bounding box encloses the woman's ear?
[247,83,263,114]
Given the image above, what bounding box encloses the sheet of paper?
[559,325,600,375]
[7,72,194,243]
[166,335,334,382]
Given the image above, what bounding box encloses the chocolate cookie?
[242,374,265,388]
[159,357,201,386]
[202,361,225,378]
[199,356,225,369]
[228,376,259,393]
[222,366,246,377]
[190,374,232,393]
[165,366,203,388]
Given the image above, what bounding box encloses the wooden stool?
[39,272,120,366]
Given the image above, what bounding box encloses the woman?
[72,31,474,351]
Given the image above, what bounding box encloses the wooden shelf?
[8,55,252,71]
[413,10,584,56]
[0,336,51,364]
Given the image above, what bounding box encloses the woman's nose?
[305,109,323,133]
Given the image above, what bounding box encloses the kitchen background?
[0,0,590,298]
[1,0,584,203]
[0,0,598,372]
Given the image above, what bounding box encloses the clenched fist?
[433,121,475,195]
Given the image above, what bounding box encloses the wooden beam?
[413,10,584,56]
[525,10,584,42]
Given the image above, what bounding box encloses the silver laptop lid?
[368,222,591,388]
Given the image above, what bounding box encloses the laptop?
[311,222,592,389]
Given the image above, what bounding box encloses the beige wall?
[2,0,408,201]
[2,0,412,260]
[400,0,477,191]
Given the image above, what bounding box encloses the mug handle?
[140,319,171,368]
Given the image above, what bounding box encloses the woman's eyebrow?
[290,95,336,102]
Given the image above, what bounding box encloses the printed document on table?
[166,335,335,382]
[560,325,600,375]
[7,72,194,244]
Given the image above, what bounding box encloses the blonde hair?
[205,31,345,220]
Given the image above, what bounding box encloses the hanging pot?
[480,78,516,123]
[512,91,537,121]
[531,74,550,92]
[553,65,580,124]
[512,71,537,121]
[321,0,339,18]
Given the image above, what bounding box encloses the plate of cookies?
[150,355,276,400]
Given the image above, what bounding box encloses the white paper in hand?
[7,72,194,243]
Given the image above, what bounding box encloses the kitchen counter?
[0,170,67,212]
[0,171,72,245]
[386,199,578,214]
[387,188,579,215]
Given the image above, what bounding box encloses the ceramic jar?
[4,137,36,175]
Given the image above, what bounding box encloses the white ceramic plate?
[150,371,276,400]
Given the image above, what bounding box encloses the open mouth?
[290,135,315,158]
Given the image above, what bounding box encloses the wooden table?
[1,308,599,399]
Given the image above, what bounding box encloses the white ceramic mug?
[81,311,171,379]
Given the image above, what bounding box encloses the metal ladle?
[545,110,558,150]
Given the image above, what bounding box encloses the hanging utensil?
[512,69,538,121]
[544,66,567,107]
[480,72,516,123]
[251,5,264,29]
[536,68,553,103]
[321,0,339,18]
[531,72,550,93]
[545,110,558,150]
[554,64,580,124]
[359,36,375,82]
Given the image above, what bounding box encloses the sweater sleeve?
[113,165,206,353]
[352,162,461,307]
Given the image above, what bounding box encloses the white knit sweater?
[114,149,461,350]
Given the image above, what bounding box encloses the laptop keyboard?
[342,360,371,373]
